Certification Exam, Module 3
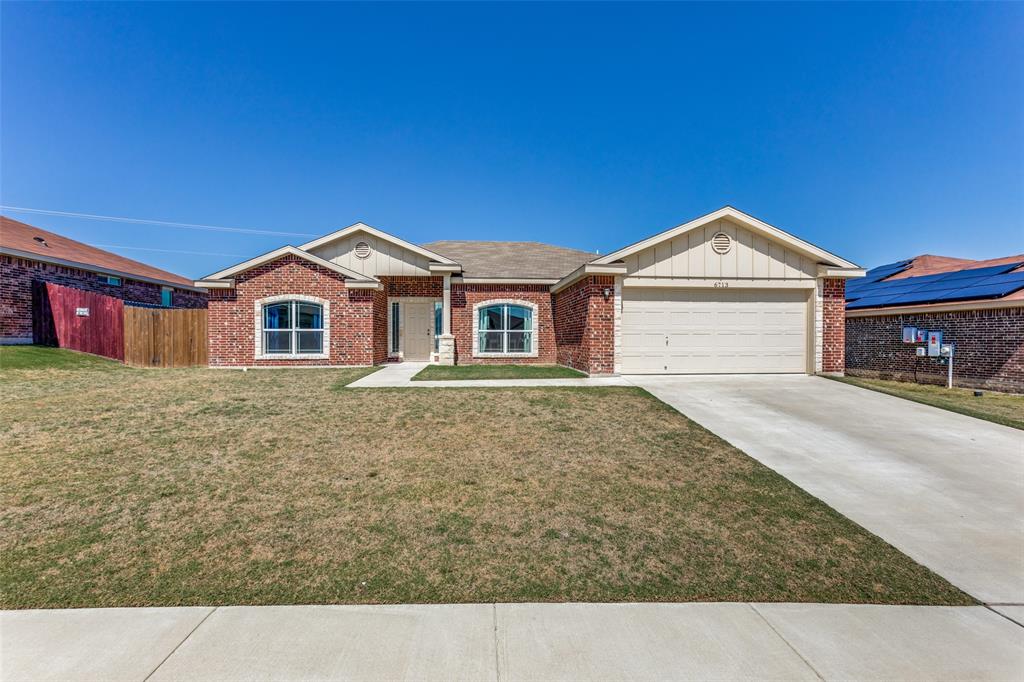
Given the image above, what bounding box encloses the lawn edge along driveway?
[827,375,1024,430]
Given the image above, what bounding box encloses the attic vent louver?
[354,241,372,259]
[711,232,732,255]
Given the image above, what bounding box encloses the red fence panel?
[33,282,124,361]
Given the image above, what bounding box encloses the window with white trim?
[390,302,400,354]
[478,303,532,354]
[262,300,324,354]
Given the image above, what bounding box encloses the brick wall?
[381,275,443,298]
[552,275,615,375]
[846,305,1024,393]
[1,255,206,343]
[450,283,556,364]
[207,255,376,367]
[822,277,846,373]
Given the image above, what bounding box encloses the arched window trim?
[253,294,330,360]
[471,299,539,358]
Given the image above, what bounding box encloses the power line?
[0,205,319,238]
[92,244,244,258]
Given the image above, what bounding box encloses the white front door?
[403,301,434,361]
[620,288,809,374]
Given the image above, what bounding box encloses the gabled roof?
[198,245,378,286]
[300,222,458,265]
[591,206,859,269]
[422,240,595,279]
[0,216,199,289]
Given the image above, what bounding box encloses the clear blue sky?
[2,2,1021,279]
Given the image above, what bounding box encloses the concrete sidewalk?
[347,362,631,388]
[2,602,1021,681]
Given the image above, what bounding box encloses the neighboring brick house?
[1,216,207,344]
[846,254,1024,393]
[197,206,861,375]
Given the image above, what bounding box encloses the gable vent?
[711,232,732,255]
[353,241,372,259]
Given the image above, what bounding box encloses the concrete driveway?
[627,374,1024,605]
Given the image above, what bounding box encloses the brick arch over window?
[471,299,539,358]
[253,293,331,360]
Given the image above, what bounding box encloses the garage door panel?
[621,288,808,374]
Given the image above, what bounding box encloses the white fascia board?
[345,280,383,289]
[0,246,207,293]
[194,279,234,289]
[201,245,377,283]
[817,266,867,279]
[428,263,463,273]
[299,223,459,265]
[593,206,859,270]
[550,263,629,294]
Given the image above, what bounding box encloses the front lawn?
[0,356,970,608]
[832,376,1024,430]
[412,364,586,380]
[0,345,125,371]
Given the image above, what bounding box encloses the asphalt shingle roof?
[422,240,596,279]
[1,216,195,287]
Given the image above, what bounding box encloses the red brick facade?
[207,255,376,367]
[846,305,1024,393]
[203,258,851,377]
[381,276,443,298]
[1,254,206,343]
[821,277,846,374]
[552,276,615,375]
[450,283,556,364]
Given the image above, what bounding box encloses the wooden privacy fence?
[34,282,126,361]
[123,306,207,368]
[33,282,208,367]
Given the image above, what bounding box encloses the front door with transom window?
[403,301,434,361]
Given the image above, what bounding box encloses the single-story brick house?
[196,206,863,375]
[846,254,1024,393]
[0,216,207,344]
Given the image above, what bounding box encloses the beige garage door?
[621,288,808,374]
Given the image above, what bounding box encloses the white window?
[478,303,533,354]
[262,300,324,355]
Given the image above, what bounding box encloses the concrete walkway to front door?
[626,374,1024,605]
[347,362,631,388]
[3,602,1022,681]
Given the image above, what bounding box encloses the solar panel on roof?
[937,263,1021,280]
[935,282,1024,301]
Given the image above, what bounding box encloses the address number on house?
[713,281,729,288]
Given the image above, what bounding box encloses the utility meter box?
[941,343,954,357]
[902,326,917,343]
[915,328,928,343]
[927,331,943,357]
[916,347,927,357]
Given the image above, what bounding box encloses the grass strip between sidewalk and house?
[828,375,1024,431]
[0,346,971,608]
[411,364,586,381]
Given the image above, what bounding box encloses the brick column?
[821,277,846,374]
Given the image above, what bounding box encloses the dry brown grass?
[0,348,971,607]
